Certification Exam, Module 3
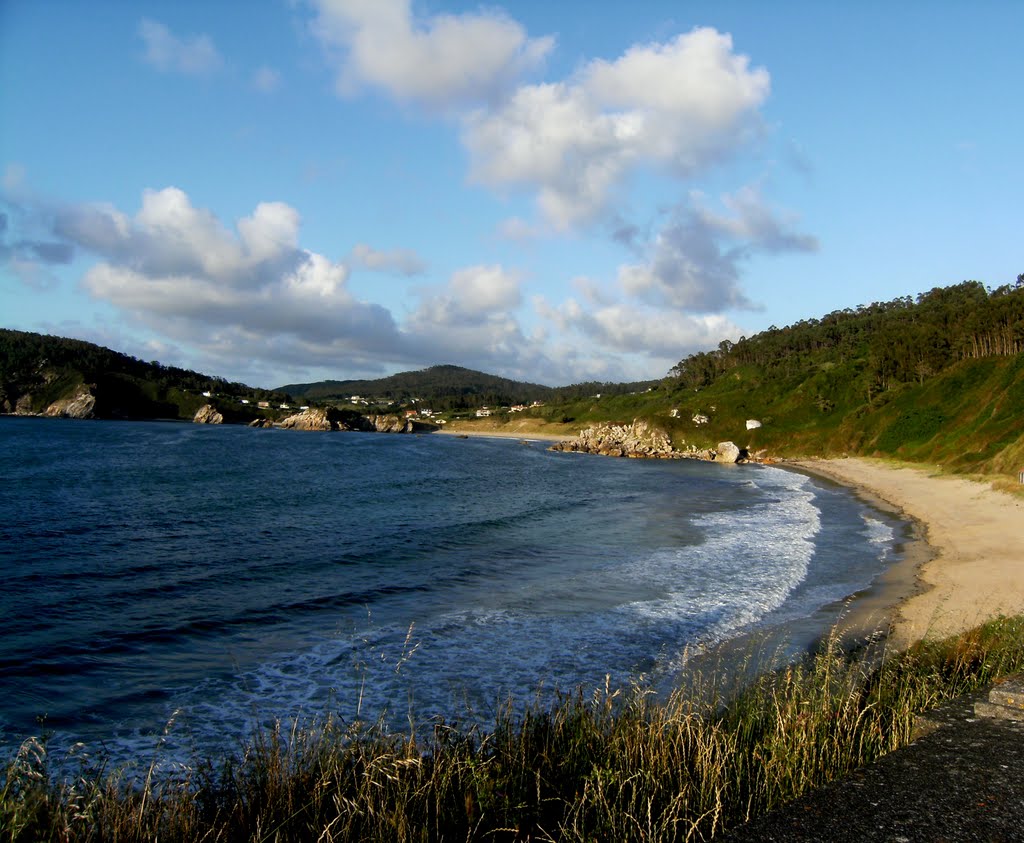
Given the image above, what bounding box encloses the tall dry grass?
[3,614,1023,842]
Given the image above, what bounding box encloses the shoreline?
[788,458,1024,650]
[433,425,568,443]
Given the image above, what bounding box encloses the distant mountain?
[279,365,663,411]
[278,364,556,410]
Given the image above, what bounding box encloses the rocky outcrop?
[279,407,335,431]
[551,420,676,458]
[43,386,96,419]
[549,419,763,464]
[193,404,224,424]
[248,418,274,428]
[369,414,414,433]
[14,393,35,415]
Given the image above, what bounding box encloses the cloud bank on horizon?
[1,1,1020,387]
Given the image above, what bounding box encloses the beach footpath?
[725,459,1024,842]
[723,676,1024,842]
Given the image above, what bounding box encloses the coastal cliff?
[41,385,97,419]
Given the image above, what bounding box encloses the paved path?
[723,683,1024,842]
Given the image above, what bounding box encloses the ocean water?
[0,417,906,769]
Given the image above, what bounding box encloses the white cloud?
[308,0,553,108]
[46,188,399,353]
[350,243,426,275]
[497,216,544,241]
[252,66,283,93]
[617,187,817,312]
[1,194,75,290]
[463,27,770,229]
[409,264,521,328]
[30,188,578,382]
[536,295,741,362]
[138,19,223,76]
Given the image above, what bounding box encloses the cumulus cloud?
[617,186,818,312]
[1,201,75,290]
[41,188,400,355]
[54,189,304,285]
[497,216,544,242]
[252,66,283,93]
[11,186,573,382]
[463,27,770,228]
[138,19,223,75]
[535,295,740,361]
[308,0,553,108]
[350,243,426,275]
[408,264,521,332]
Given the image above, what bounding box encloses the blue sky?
[2,1,1021,388]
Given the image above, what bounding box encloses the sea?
[0,417,908,772]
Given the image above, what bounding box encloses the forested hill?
[279,365,658,410]
[0,329,290,420]
[650,278,1024,474]
[670,279,1024,392]
[279,365,553,409]
[3,278,1022,475]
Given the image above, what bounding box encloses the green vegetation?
[489,278,1023,477]
[3,616,1023,842]
[0,329,291,420]
[4,277,1022,475]
[279,364,553,409]
[279,364,656,411]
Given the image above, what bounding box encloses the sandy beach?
[793,458,1024,649]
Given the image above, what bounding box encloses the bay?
[0,417,906,769]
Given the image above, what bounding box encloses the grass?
[3,615,1024,842]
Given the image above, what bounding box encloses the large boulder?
[193,404,224,424]
[43,386,96,419]
[715,441,745,463]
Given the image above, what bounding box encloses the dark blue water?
[0,417,906,769]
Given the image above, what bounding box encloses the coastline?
[788,458,1024,650]
[434,423,569,443]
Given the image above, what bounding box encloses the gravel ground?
[722,686,1024,843]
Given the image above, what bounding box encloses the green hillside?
[519,278,1024,476]
[0,329,290,421]
[280,365,659,411]
[279,364,554,409]
[4,278,1022,477]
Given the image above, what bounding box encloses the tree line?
[669,278,1024,393]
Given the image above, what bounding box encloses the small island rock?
[193,404,224,424]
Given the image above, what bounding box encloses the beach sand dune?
[796,458,1024,649]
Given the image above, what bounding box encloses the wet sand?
[791,458,1024,649]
